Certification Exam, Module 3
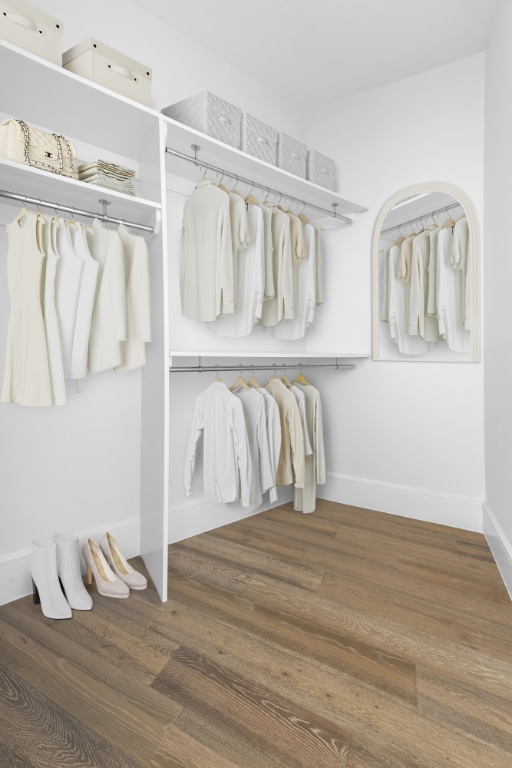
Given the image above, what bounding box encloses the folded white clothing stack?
[78,160,136,195]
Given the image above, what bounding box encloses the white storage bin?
[307,149,336,190]
[0,0,62,65]
[277,133,307,178]
[162,91,242,149]
[241,113,278,165]
[62,38,152,107]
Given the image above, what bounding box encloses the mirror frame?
[372,181,481,363]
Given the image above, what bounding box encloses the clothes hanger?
[229,375,251,391]
[244,181,260,208]
[281,374,293,388]
[294,366,310,386]
[394,223,406,247]
[247,367,262,388]
[297,201,310,225]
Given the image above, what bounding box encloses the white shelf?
[163,115,367,225]
[0,159,161,231]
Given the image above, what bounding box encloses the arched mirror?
[372,182,480,362]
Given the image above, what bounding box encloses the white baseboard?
[319,472,484,532]
[0,517,141,607]
[483,504,512,600]
[169,487,293,544]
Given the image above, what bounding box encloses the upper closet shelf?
[0,159,161,232]
[162,116,367,227]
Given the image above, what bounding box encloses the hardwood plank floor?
[1,500,512,767]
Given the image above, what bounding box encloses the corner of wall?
[483,503,512,600]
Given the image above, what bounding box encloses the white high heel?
[99,532,147,590]
[54,533,93,610]
[31,539,72,620]
[82,538,130,598]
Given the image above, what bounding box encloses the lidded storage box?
[306,149,336,191]
[62,38,152,107]
[162,92,242,150]
[0,0,62,65]
[277,133,307,178]
[241,113,278,165]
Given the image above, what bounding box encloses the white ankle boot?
[31,539,72,620]
[54,533,93,611]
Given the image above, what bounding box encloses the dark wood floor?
[1,500,512,767]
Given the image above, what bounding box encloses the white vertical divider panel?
[140,119,169,601]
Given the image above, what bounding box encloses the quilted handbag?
[0,118,78,179]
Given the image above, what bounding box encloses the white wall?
[305,54,486,530]
[26,0,305,139]
[483,0,512,597]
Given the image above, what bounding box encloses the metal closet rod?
[381,201,463,236]
[165,145,353,224]
[0,189,154,233]
[169,359,355,373]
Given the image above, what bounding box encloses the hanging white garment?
[69,223,99,380]
[271,221,317,340]
[180,179,234,321]
[228,190,250,254]
[252,386,281,503]
[265,377,305,488]
[211,203,264,337]
[115,224,152,372]
[435,227,471,353]
[451,216,472,331]
[55,220,83,378]
[387,245,430,355]
[260,203,275,300]
[2,209,53,406]
[290,383,313,456]
[87,219,126,374]
[313,224,323,307]
[260,206,294,326]
[286,210,306,264]
[42,215,66,405]
[408,230,442,342]
[184,381,252,506]
[231,388,273,509]
[293,381,326,514]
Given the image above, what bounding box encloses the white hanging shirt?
[115,224,152,372]
[253,386,282,503]
[260,206,294,326]
[184,381,252,506]
[231,388,273,509]
[87,219,126,374]
[387,245,430,356]
[260,203,275,299]
[271,222,317,340]
[436,227,471,353]
[180,179,234,321]
[228,190,250,254]
[408,230,442,342]
[211,203,264,337]
[451,217,472,331]
[294,382,326,514]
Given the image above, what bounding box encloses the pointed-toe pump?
[54,533,93,610]
[99,532,147,590]
[31,538,72,620]
[82,538,130,598]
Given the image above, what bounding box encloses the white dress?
[436,227,471,353]
[2,209,53,407]
[42,215,66,405]
[55,220,83,378]
[87,219,126,374]
[387,245,430,356]
[70,224,99,380]
[115,224,152,373]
